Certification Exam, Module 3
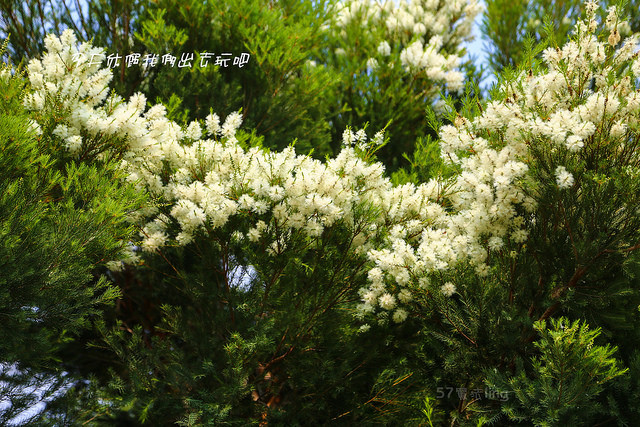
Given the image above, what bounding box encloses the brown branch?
[442,304,477,347]
[262,344,295,372]
[60,0,83,37]
[537,302,559,325]
[604,242,640,254]
[268,327,290,366]
[550,266,587,300]
[74,0,90,38]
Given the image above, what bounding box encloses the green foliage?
[390,134,444,184]
[482,0,581,73]
[486,317,627,425]
[87,186,417,424]
[3,1,640,426]
[0,62,145,422]
[131,0,337,157]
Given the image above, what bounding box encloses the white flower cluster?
[331,0,482,93]
[24,32,109,111]
[342,126,385,152]
[356,1,640,319]
[441,282,456,297]
[555,166,574,189]
[24,30,447,278]
[24,31,162,159]
[23,1,639,325]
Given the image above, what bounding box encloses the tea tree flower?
[441,282,456,297]
[356,1,640,321]
[331,0,481,92]
[555,166,574,189]
[205,113,221,136]
[24,3,640,329]
[377,40,391,56]
[378,293,396,310]
[392,308,408,323]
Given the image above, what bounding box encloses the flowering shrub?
[11,1,640,424]
[25,0,640,322]
[359,0,640,319]
[22,28,455,423]
[331,0,480,93]
[366,2,638,423]
[324,0,482,168]
[24,29,451,309]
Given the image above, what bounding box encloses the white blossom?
[555,166,574,189]
[392,308,408,323]
[205,113,221,136]
[377,41,391,56]
[24,5,639,329]
[441,282,456,297]
[185,121,202,141]
[65,135,83,153]
[378,293,396,310]
[332,0,480,93]
[221,111,243,139]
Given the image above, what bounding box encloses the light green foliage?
[482,0,581,72]
[390,103,463,185]
[487,318,627,424]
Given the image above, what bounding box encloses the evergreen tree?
[2,1,640,425]
[482,0,640,74]
[0,50,145,422]
[367,2,640,423]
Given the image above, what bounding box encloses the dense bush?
[1,1,640,425]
